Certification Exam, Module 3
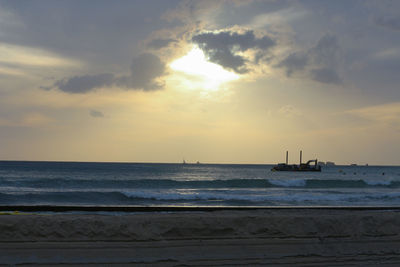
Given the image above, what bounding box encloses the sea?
[1,161,400,207]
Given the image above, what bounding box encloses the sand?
[1,208,400,265]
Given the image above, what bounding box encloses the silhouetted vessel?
[271,151,321,172]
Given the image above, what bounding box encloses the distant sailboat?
[182,159,186,165]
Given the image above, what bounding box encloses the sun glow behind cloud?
[170,46,239,90]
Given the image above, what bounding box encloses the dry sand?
[1,208,400,265]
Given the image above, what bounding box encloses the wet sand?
[1,208,400,265]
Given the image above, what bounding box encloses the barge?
[271,151,321,172]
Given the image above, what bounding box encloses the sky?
[0,0,400,165]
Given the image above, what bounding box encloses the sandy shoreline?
[1,209,400,265]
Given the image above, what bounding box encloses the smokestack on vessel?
[286,151,288,165]
[300,150,302,165]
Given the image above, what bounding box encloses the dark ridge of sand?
[1,209,400,265]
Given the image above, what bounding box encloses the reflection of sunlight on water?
[170,46,239,91]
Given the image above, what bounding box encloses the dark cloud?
[374,16,400,31]
[89,109,104,118]
[309,34,340,67]
[192,30,276,73]
[203,48,246,73]
[0,1,179,67]
[276,52,308,77]
[39,86,52,91]
[147,38,176,49]
[54,73,115,93]
[277,34,342,84]
[116,53,166,91]
[311,68,341,85]
[50,53,166,93]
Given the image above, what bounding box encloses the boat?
[271,151,321,172]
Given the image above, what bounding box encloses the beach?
[1,208,400,265]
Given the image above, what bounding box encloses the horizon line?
[0,159,398,167]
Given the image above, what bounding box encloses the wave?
[0,178,273,189]
[2,177,400,190]
[2,189,400,206]
[120,190,400,203]
[268,179,400,188]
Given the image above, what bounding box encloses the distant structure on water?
[271,151,321,172]
[182,159,201,165]
[319,161,336,167]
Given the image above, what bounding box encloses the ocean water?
[0,161,400,207]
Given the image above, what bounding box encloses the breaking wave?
[1,189,400,206]
[1,177,399,190]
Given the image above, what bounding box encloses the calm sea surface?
[1,161,400,207]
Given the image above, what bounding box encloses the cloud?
[147,38,177,50]
[54,73,115,94]
[248,6,309,29]
[372,48,400,60]
[50,53,166,93]
[0,112,53,127]
[277,34,342,84]
[276,52,308,77]
[0,1,177,68]
[192,30,276,73]
[162,1,223,24]
[278,105,302,118]
[346,102,400,131]
[311,68,341,85]
[89,110,104,118]
[374,16,400,31]
[116,53,166,90]
[0,66,26,76]
[0,42,80,68]
[309,34,340,68]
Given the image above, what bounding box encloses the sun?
[170,46,239,90]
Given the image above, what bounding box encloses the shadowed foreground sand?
[1,209,400,265]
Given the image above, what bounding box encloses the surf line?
[1,205,400,212]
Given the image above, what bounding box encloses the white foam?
[120,188,400,204]
[268,179,306,187]
[365,179,393,186]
